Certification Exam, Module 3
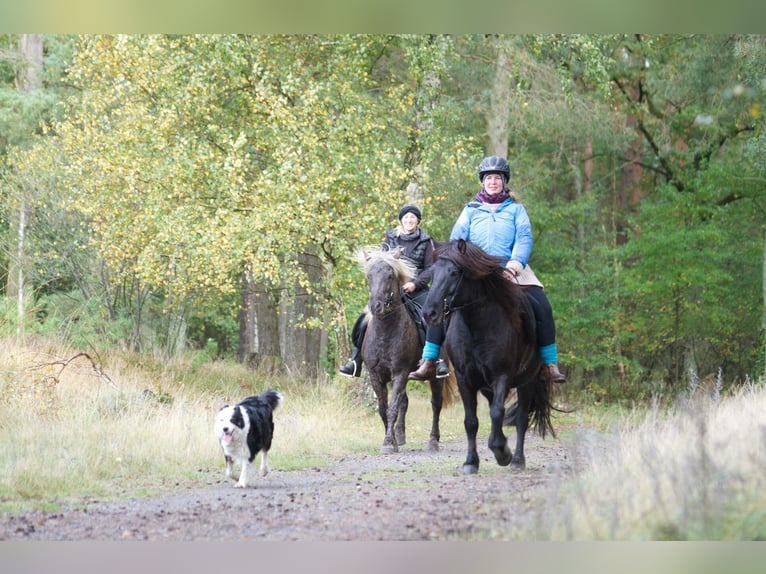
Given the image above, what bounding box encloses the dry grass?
[3,337,765,540]
[0,338,466,511]
[531,377,766,540]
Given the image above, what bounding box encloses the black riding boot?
[339,346,362,377]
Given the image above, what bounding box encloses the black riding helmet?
[478,156,510,184]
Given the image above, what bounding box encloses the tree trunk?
[253,281,282,372]
[11,208,28,337]
[7,34,43,337]
[487,37,512,157]
[616,93,644,246]
[16,34,43,91]
[279,250,325,378]
[237,265,256,364]
[403,34,446,204]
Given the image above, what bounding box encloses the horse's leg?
[381,375,407,454]
[460,387,481,474]
[369,373,388,432]
[427,379,443,451]
[511,383,532,470]
[488,378,512,467]
[394,391,408,446]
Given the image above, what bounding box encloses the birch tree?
[28,35,430,370]
[5,34,42,336]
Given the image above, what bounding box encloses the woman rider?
[409,156,565,383]
[339,204,449,379]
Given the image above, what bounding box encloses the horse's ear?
[392,247,403,259]
[457,239,467,254]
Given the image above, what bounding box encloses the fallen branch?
[28,351,120,391]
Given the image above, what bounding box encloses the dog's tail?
[261,389,283,411]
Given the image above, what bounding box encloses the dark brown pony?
[356,246,456,453]
[421,239,555,474]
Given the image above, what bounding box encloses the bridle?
[441,270,464,317]
[368,266,407,320]
[438,263,487,316]
[378,288,403,319]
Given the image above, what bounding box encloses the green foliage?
[42,36,422,323]
[510,34,766,389]
[0,295,16,336]
[526,34,615,102]
[190,339,219,370]
[0,89,56,153]
[185,297,239,358]
[0,34,76,156]
[1,34,764,394]
[620,177,762,383]
[33,291,133,349]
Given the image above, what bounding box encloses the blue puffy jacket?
[449,198,533,266]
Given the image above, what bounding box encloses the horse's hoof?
[428,439,440,452]
[462,464,478,475]
[511,458,526,471]
[381,443,398,454]
[494,448,512,467]
[395,432,406,445]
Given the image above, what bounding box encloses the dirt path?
[1,431,604,541]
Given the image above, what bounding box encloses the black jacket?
[383,228,435,291]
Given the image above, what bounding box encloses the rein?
[442,270,487,316]
[373,289,406,320]
[375,288,407,320]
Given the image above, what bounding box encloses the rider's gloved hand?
[505,260,523,276]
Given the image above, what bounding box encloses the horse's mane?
[434,240,528,324]
[354,245,416,285]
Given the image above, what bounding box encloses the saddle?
[402,293,427,347]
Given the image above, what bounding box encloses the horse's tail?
[529,379,556,438]
[504,380,557,439]
[440,368,458,408]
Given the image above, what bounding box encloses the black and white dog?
[214,389,283,488]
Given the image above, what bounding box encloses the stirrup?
[339,359,361,378]
[435,359,450,379]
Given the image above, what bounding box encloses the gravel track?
[1,430,602,541]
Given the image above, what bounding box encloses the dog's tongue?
[222,434,233,444]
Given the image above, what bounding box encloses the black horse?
[421,239,555,474]
[356,247,456,453]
